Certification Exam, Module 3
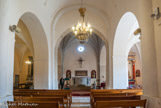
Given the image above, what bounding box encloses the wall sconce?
[134,28,141,36]
[151,7,160,20]
[9,25,21,33]
[25,61,32,64]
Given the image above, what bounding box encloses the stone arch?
[51,3,110,35]
[53,27,109,89]
[16,12,49,89]
[113,12,140,89]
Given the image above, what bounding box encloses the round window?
[77,45,85,52]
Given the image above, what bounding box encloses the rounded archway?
[127,43,142,88]
[113,12,141,89]
[55,29,109,89]
[14,12,49,89]
[51,4,110,89]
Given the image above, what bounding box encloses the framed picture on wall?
[66,70,71,79]
[136,70,140,77]
[91,70,96,78]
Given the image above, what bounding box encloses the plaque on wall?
[75,70,88,76]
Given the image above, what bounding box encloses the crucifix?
[77,57,84,68]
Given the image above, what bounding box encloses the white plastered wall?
[63,40,97,80]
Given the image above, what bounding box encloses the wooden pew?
[91,92,142,96]
[7,101,60,108]
[91,95,140,108]
[13,90,71,99]
[13,90,71,100]
[13,90,71,95]
[96,99,147,108]
[90,92,142,105]
[14,96,65,108]
[13,89,72,107]
[14,93,70,108]
[90,89,143,97]
[91,89,142,94]
[14,91,72,108]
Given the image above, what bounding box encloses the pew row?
[14,96,66,108]
[91,89,142,94]
[13,90,72,108]
[96,99,147,108]
[91,95,141,108]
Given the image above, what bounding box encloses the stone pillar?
[108,43,113,89]
[140,0,159,97]
[34,59,49,89]
[139,0,161,107]
[152,0,161,97]
[113,56,128,89]
[0,0,14,103]
[53,51,58,89]
[132,60,136,80]
[96,57,100,85]
[105,46,110,89]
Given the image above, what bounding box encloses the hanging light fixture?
[72,0,93,44]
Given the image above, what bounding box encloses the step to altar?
[72,91,90,96]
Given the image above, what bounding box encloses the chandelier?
[72,0,92,43]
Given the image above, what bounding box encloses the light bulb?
[72,26,75,31]
[88,24,91,28]
[86,28,89,31]
[26,61,31,64]
[75,31,78,35]
[79,23,82,27]
[90,29,93,35]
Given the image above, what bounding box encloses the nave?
[1,0,161,108]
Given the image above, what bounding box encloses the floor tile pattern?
[71,96,91,108]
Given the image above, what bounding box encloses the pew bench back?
[96,99,146,108]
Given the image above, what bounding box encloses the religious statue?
[91,70,96,78]
[136,70,140,77]
[128,71,132,80]
[66,70,71,79]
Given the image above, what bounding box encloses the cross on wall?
[77,57,84,68]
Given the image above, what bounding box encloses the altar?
[72,77,91,86]
[71,77,91,91]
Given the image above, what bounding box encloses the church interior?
[0,0,161,108]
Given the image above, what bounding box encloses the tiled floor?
[71,96,91,108]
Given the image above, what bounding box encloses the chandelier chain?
[81,0,83,8]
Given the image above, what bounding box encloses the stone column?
[0,0,14,103]
[152,0,161,97]
[34,59,49,89]
[140,0,159,97]
[132,60,136,80]
[139,0,161,107]
[105,46,110,89]
[113,56,128,89]
[96,55,100,85]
